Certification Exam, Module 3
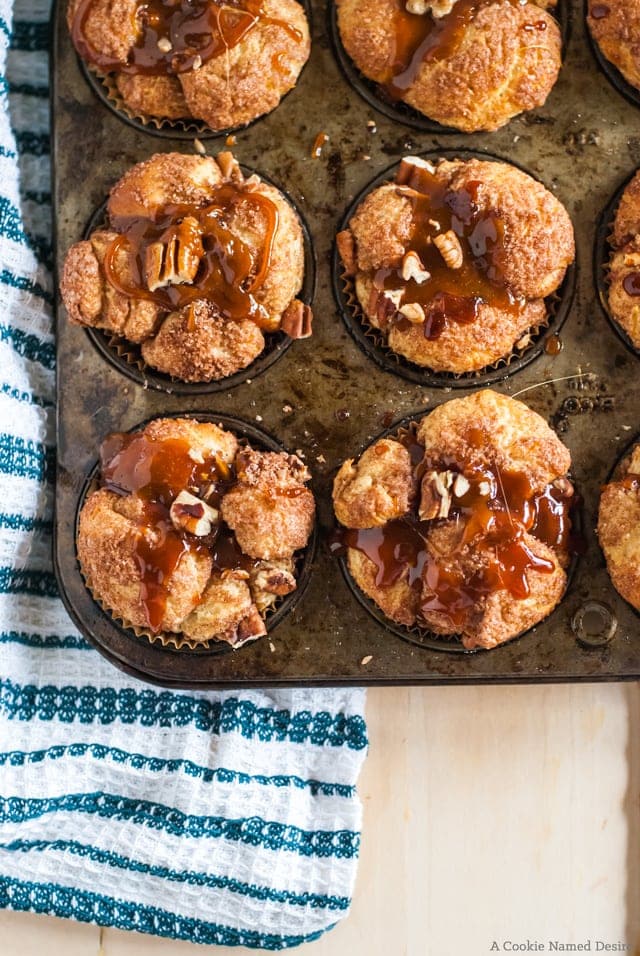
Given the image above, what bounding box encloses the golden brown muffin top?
[68,0,310,129]
[59,151,310,383]
[332,390,575,648]
[337,0,561,132]
[337,155,574,374]
[598,443,640,612]
[587,0,640,93]
[605,170,640,350]
[77,418,314,643]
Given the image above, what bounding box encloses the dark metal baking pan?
[53,0,640,685]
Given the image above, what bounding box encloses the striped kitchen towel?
[0,0,368,948]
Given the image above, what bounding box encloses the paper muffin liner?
[75,419,316,656]
[336,416,580,654]
[339,268,561,387]
[81,556,302,653]
[80,61,255,140]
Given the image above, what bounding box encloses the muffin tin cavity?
[67,413,317,678]
[73,0,313,140]
[332,151,576,389]
[77,171,316,395]
[594,171,640,361]
[331,409,582,654]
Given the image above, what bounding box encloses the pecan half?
[433,230,463,270]
[281,299,313,339]
[145,217,203,291]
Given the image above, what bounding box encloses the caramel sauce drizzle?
[332,427,574,632]
[373,160,525,341]
[382,0,542,101]
[100,430,251,632]
[71,0,302,76]
[103,182,279,328]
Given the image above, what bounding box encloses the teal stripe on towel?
[0,793,361,859]
[0,680,368,750]
[0,745,357,797]
[0,876,330,949]
[1,839,351,910]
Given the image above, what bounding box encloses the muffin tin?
[53,0,640,685]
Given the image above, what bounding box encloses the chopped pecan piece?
[230,605,267,647]
[396,155,437,187]
[419,470,455,520]
[281,299,313,338]
[170,490,219,537]
[399,302,425,324]
[401,251,430,284]
[216,151,243,182]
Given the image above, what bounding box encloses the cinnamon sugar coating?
[221,449,316,560]
[333,391,573,650]
[67,0,310,129]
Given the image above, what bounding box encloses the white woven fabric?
[0,0,368,947]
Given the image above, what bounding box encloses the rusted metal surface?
[53,0,640,685]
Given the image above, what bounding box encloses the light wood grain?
[1,684,638,955]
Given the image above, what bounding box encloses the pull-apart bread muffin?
[336,0,561,132]
[598,442,640,612]
[332,390,575,650]
[68,0,310,129]
[588,0,640,93]
[337,155,574,374]
[605,168,640,350]
[77,418,315,646]
[60,151,311,382]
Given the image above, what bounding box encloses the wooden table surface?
[2,684,639,956]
